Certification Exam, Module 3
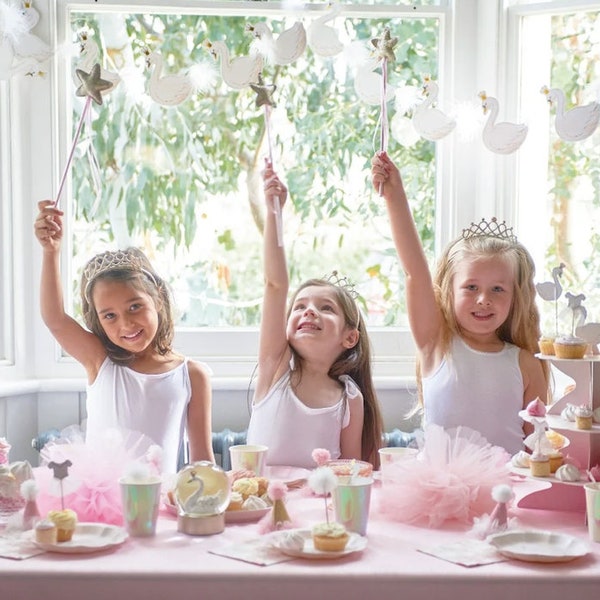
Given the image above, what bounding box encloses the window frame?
[3,0,555,384]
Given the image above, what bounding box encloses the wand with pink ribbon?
[250,73,283,246]
[54,63,112,208]
[371,27,398,196]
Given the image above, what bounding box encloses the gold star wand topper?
[371,27,398,63]
[250,73,277,109]
[75,62,113,105]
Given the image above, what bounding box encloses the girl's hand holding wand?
[262,159,288,239]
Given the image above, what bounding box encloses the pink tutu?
[376,425,511,528]
[34,426,158,525]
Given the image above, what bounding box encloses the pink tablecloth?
[1,478,598,600]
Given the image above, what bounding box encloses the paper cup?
[119,477,162,537]
[378,447,418,483]
[584,482,600,542]
[228,444,268,476]
[332,476,372,536]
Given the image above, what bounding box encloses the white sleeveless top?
[85,357,191,474]
[246,371,360,469]
[422,337,525,454]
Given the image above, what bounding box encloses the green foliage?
[70,10,438,327]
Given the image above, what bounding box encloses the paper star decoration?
[371,27,398,63]
[48,460,73,480]
[75,63,113,105]
[250,73,277,108]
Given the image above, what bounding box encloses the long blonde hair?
[416,233,550,403]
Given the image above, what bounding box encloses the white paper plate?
[164,499,270,523]
[488,530,589,563]
[32,523,128,554]
[225,507,270,523]
[270,528,367,559]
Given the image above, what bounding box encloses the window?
[511,3,600,338]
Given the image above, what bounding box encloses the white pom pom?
[20,479,39,500]
[308,467,338,495]
[491,484,513,503]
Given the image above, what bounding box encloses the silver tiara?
[461,217,517,243]
[83,249,158,302]
[324,270,359,300]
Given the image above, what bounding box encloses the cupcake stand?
[515,355,600,513]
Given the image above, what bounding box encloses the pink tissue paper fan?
[34,425,158,525]
[376,424,511,528]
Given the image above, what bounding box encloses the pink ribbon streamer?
[54,96,92,208]
[264,104,283,247]
[379,58,389,196]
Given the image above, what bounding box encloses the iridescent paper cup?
[228,444,268,476]
[332,476,372,536]
[119,477,162,537]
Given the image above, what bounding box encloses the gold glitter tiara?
[324,270,359,300]
[83,249,158,301]
[461,217,517,243]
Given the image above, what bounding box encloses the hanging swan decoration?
[245,21,307,66]
[541,85,600,142]
[307,2,344,58]
[202,39,263,90]
[74,32,120,94]
[478,91,528,154]
[143,48,192,106]
[412,76,456,141]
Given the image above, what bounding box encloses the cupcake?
[226,491,244,511]
[529,453,550,477]
[574,405,593,430]
[34,519,57,544]
[312,522,349,552]
[548,451,563,473]
[538,336,555,355]
[47,509,77,542]
[553,335,588,359]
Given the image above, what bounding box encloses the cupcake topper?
[311,448,332,467]
[564,292,587,336]
[308,466,338,525]
[48,459,72,510]
[535,263,565,337]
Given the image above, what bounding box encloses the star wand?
[250,73,283,247]
[54,63,112,208]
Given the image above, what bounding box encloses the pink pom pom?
[267,480,287,501]
[311,448,331,467]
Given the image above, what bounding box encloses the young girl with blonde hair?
[371,151,549,454]
[247,161,383,469]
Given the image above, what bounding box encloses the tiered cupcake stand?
[515,355,600,513]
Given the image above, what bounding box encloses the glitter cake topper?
[461,217,517,243]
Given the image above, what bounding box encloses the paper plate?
[32,523,128,554]
[269,528,367,559]
[488,530,589,563]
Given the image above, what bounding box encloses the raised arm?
[371,152,443,366]
[34,200,105,379]
[253,161,291,402]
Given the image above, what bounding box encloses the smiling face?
[286,284,359,360]
[92,279,161,354]
[451,255,515,341]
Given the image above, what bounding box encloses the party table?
[1,479,599,600]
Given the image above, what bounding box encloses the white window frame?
[3,0,546,385]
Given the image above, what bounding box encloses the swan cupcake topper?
[412,75,456,141]
[541,85,600,142]
[535,262,566,337]
[478,90,528,154]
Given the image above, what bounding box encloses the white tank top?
[422,337,524,454]
[246,371,359,469]
[85,357,191,473]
